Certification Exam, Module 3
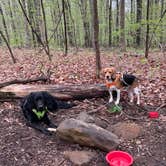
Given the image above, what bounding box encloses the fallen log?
[0,76,48,89]
[56,118,120,152]
[0,84,108,100]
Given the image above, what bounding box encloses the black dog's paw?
[43,129,52,136]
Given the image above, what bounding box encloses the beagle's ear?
[101,68,107,75]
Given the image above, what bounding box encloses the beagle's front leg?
[115,89,120,105]
[109,89,113,103]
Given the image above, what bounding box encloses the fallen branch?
[155,103,166,112]
[0,76,48,89]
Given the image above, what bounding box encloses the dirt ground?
[0,48,165,166]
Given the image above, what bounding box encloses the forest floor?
[0,47,165,166]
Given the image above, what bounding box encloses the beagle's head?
[102,67,116,82]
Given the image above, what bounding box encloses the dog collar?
[106,82,116,88]
[32,107,48,119]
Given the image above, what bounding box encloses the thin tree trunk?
[160,0,164,43]
[62,0,68,55]
[27,0,36,47]
[131,0,134,23]
[67,0,78,48]
[79,0,91,47]
[108,0,112,46]
[90,0,101,78]
[119,0,126,51]
[34,0,42,46]
[136,0,142,47]
[0,30,16,63]
[116,0,119,46]
[22,0,31,47]
[0,5,10,43]
[8,0,19,46]
[18,0,51,60]
[145,0,150,58]
[40,0,51,60]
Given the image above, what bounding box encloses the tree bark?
[0,5,10,43]
[120,0,126,51]
[160,0,164,43]
[108,0,112,46]
[90,0,101,78]
[0,84,108,100]
[79,0,91,47]
[22,0,31,47]
[62,0,68,55]
[145,0,150,58]
[8,0,19,46]
[0,30,16,63]
[116,0,119,45]
[34,0,42,46]
[130,0,134,23]
[40,0,51,60]
[18,0,51,60]
[136,0,142,47]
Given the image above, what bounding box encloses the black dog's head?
[21,91,75,115]
[21,91,58,113]
[33,92,46,112]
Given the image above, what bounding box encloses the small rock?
[64,151,95,165]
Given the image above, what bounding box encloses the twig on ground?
[88,104,107,114]
[121,110,144,120]
[57,159,66,166]
[155,103,166,112]
[0,76,48,89]
[97,116,110,124]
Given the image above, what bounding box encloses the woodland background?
[0,0,165,59]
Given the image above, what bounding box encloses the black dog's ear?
[21,92,35,111]
[42,91,58,112]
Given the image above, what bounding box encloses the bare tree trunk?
[108,0,112,46]
[145,0,150,58]
[136,0,142,47]
[116,0,119,46]
[34,0,42,46]
[40,0,51,60]
[130,0,134,23]
[79,0,91,47]
[8,0,19,46]
[0,30,16,63]
[90,0,101,78]
[119,0,126,51]
[18,0,51,60]
[0,5,10,43]
[22,0,31,47]
[62,0,68,55]
[27,0,36,47]
[160,0,164,43]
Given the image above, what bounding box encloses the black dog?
[21,91,74,135]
